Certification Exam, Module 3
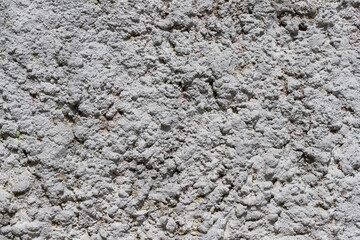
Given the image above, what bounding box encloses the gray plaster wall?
[0,0,360,239]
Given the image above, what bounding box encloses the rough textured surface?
[0,0,360,239]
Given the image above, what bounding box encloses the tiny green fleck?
[17,131,22,140]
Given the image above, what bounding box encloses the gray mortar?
[0,0,360,239]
